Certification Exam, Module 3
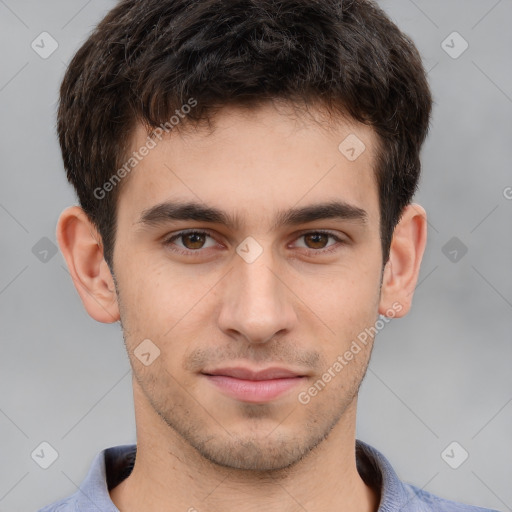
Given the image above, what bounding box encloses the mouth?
[201,366,306,403]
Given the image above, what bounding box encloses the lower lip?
[204,375,304,403]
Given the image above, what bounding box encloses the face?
[112,102,384,471]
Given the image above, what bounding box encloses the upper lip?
[202,367,304,381]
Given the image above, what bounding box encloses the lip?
[203,366,303,380]
[202,366,306,403]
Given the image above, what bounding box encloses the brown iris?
[181,232,207,249]
[303,232,330,249]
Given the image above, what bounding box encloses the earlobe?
[378,203,427,318]
[56,206,120,323]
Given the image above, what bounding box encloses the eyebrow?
[136,200,368,231]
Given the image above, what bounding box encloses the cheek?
[116,265,168,346]
[302,261,381,339]
[117,246,176,311]
[117,263,215,369]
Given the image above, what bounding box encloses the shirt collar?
[70,440,423,512]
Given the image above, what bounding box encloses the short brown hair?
[57,0,432,270]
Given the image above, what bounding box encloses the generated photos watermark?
[298,301,403,405]
[94,97,198,200]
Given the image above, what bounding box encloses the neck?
[110,381,379,512]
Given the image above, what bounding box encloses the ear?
[56,206,120,323]
[378,203,427,318]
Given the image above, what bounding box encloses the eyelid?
[292,228,346,241]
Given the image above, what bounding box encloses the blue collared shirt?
[37,440,499,512]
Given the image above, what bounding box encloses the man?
[39,0,498,511]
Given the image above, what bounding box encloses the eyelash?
[162,229,345,257]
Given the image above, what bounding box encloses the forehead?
[116,102,381,230]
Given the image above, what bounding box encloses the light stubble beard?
[114,271,378,475]
[130,342,373,476]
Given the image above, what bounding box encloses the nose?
[217,246,297,344]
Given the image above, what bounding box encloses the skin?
[57,101,427,512]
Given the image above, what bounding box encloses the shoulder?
[402,482,501,512]
[36,444,136,512]
[36,497,76,511]
[356,440,500,512]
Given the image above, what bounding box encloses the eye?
[163,230,218,255]
[292,230,344,254]
[162,229,345,257]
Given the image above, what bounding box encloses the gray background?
[0,0,511,511]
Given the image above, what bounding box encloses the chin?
[196,438,310,471]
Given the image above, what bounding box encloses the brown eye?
[164,230,217,254]
[292,230,344,254]
[181,232,207,249]
[303,232,330,249]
